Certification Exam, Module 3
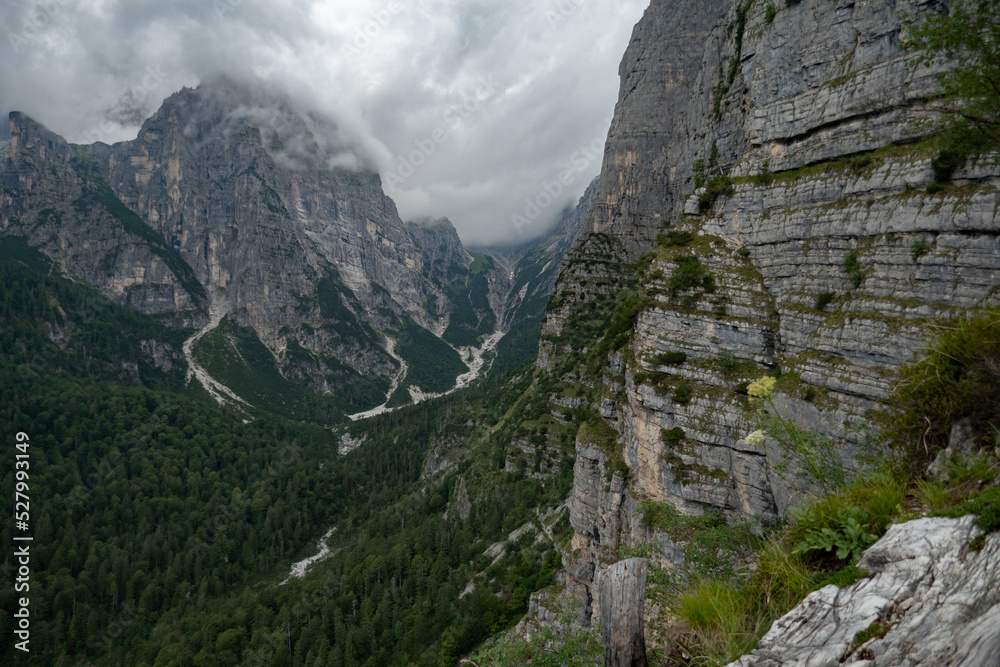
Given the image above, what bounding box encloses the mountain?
[0,80,567,420]
[485,177,597,377]
[4,1,999,664]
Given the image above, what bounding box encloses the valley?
[1,1,1000,666]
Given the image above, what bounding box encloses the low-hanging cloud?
[0,0,648,246]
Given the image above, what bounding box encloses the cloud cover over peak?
[0,0,647,246]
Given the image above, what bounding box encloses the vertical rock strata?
[0,81,492,397]
[0,112,206,320]
[544,0,1000,624]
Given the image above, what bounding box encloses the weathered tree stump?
[598,557,648,667]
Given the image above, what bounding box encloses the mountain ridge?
[0,82,589,421]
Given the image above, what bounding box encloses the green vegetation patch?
[195,316,385,422]
[652,350,688,366]
[442,260,496,348]
[657,230,695,247]
[0,253,190,390]
[698,177,735,213]
[843,250,866,289]
[316,275,383,349]
[669,256,716,306]
[853,620,891,647]
[395,316,466,394]
[933,487,1000,550]
[579,418,628,480]
[815,292,835,311]
[887,308,1000,464]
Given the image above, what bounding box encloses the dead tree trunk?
[598,557,648,667]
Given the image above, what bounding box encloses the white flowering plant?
[741,374,855,502]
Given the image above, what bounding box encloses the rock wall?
[95,80,432,335]
[544,0,1000,626]
[0,81,497,397]
[0,113,205,321]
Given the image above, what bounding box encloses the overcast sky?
[0,0,648,246]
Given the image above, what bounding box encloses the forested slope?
[0,250,575,666]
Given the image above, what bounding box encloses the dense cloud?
[0,0,647,246]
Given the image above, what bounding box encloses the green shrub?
[847,154,873,173]
[669,256,716,300]
[698,177,735,213]
[911,238,931,261]
[814,292,835,311]
[934,487,1000,550]
[673,382,694,404]
[888,308,1000,463]
[579,419,630,480]
[718,350,739,371]
[787,476,905,549]
[662,427,686,447]
[602,289,653,351]
[843,250,865,288]
[931,150,963,183]
[790,510,877,562]
[765,3,777,23]
[654,350,688,365]
[657,230,695,247]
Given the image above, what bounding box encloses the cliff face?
[0,81,497,404]
[502,179,597,332]
[0,113,206,320]
[543,0,1000,626]
[97,82,430,330]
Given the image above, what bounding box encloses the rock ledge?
[728,516,1000,667]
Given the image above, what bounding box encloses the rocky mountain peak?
[142,78,364,175]
[7,112,75,168]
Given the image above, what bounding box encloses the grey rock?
[543,0,1000,631]
[684,189,706,216]
[140,339,178,372]
[927,418,985,480]
[728,517,1000,667]
[949,417,980,455]
[1,112,205,323]
[447,476,471,521]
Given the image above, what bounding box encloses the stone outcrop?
[728,517,1000,667]
[542,0,1000,628]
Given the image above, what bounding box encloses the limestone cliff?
[0,81,504,410]
[0,112,206,320]
[540,0,1000,628]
